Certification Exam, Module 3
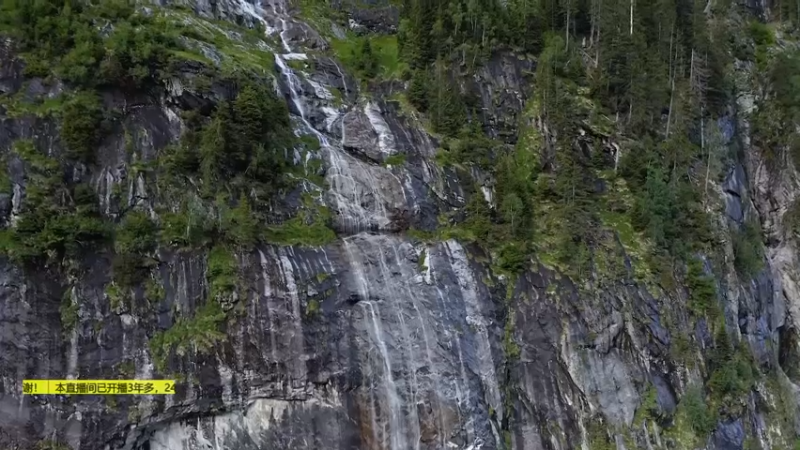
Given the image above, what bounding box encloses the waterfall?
[344,238,409,450]
[218,3,496,449]
[261,0,399,235]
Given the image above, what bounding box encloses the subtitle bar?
[22,380,176,395]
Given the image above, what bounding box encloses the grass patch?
[148,299,227,373]
[0,89,68,119]
[330,34,404,81]
[296,0,348,38]
[166,9,275,74]
[264,216,336,246]
[384,153,407,167]
[207,245,238,301]
[264,193,336,246]
[145,276,166,304]
[105,282,126,311]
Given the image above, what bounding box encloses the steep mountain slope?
[2,0,800,450]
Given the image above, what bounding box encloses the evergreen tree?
[408,69,430,111]
[357,38,379,79]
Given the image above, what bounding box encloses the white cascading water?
[140,2,497,450]
[343,238,409,450]
[259,0,397,235]
[260,2,413,449]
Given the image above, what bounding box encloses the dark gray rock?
[723,164,747,224]
[470,52,535,143]
[347,4,400,33]
[651,374,677,416]
[714,419,745,450]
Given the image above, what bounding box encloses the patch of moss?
[634,383,661,426]
[383,153,407,167]
[330,34,404,81]
[585,418,615,450]
[116,360,135,378]
[264,216,336,247]
[306,298,321,316]
[733,219,764,278]
[59,290,79,333]
[296,0,348,38]
[1,89,68,119]
[207,245,238,301]
[764,372,798,448]
[0,157,11,195]
[34,441,71,450]
[264,194,336,247]
[316,272,331,283]
[166,9,276,74]
[299,134,322,151]
[145,276,166,304]
[148,299,227,373]
[418,249,427,272]
[105,282,126,310]
[406,227,438,243]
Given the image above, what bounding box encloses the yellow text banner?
[22,380,176,395]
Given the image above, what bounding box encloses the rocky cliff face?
[2,1,800,450]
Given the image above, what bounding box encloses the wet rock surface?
[1,1,800,450]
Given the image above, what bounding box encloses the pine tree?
[407,69,430,111]
[358,38,378,79]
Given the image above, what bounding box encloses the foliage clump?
[148,299,226,373]
[0,0,179,89]
[733,220,764,278]
[60,92,104,163]
[0,141,109,265]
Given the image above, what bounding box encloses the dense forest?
[344,0,800,285]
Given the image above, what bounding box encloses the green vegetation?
[634,384,662,426]
[112,211,158,287]
[157,200,215,250]
[686,257,720,320]
[0,0,337,272]
[765,372,798,447]
[115,212,158,255]
[0,1,341,385]
[586,417,616,450]
[60,92,104,163]
[35,441,71,450]
[105,282,126,310]
[219,195,259,248]
[0,140,110,266]
[384,153,407,167]
[264,215,337,246]
[733,219,764,278]
[331,34,403,81]
[149,299,226,373]
[306,298,321,316]
[707,330,758,416]
[0,0,178,89]
[207,245,237,302]
[59,290,78,332]
[145,276,166,303]
[670,384,717,444]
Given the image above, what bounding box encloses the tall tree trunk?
[595,0,602,66]
[630,0,634,35]
[565,0,571,49]
[703,115,712,204]
[666,25,676,138]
